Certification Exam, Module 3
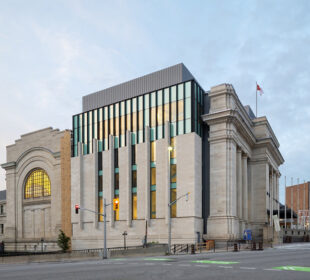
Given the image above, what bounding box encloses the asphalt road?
[1,243,310,280]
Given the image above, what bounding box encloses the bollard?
[252,242,256,250]
[233,243,238,252]
[191,244,195,254]
[258,242,263,250]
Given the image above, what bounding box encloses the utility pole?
[76,200,110,259]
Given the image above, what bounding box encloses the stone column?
[242,154,248,223]
[237,149,242,232]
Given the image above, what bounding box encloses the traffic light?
[113,198,119,210]
[75,204,80,214]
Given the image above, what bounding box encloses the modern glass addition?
[73,79,204,223]
[72,80,203,156]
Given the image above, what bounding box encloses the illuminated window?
[132,193,137,220]
[24,169,51,199]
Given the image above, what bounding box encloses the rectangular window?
[115,103,119,137]
[115,173,119,190]
[151,141,156,162]
[132,145,136,165]
[104,107,108,147]
[151,167,156,186]
[126,100,131,131]
[109,105,114,136]
[0,205,3,214]
[99,108,103,140]
[170,164,176,183]
[132,170,137,188]
[0,224,3,234]
[132,98,137,132]
[98,196,103,222]
[151,190,156,219]
[114,149,119,168]
[132,193,137,220]
[164,88,170,123]
[170,137,176,159]
[171,188,177,218]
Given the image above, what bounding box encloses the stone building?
[0,190,6,242]
[1,64,284,251]
[1,128,71,251]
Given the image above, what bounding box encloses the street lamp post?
[167,191,189,254]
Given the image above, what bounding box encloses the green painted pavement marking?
[144,258,173,261]
[273,266,310,272]
[193,260,239,265]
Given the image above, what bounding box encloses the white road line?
[145,263,155,265]
[195,265,210,268]
[178,264,191,267]
[162,263,172,266]
[263,269,282,271]
[240,267,256,270]
[218,266,233,269]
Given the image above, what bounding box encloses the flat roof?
[82,63,195,112]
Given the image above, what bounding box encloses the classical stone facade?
[1,128,71,251]
[0,190,6,241]
[202,84,284,241]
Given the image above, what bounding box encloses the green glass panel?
[98,170,103,176]
[131,165,137,171]
[185,97,191,119]
[131,133,136,145]
[170,158,177,164]
[150,128,156,141]
[114,167,119,173]
[144,94,149,109]
[164,88,170,104]
[114,137,119,148]
[132,187,137,194]
[150,185,156,191]
[157,90,163,105]
[177,83,184,100]
[178,120,184,135]
[170,182,177,189]
[98,140,103,152]
[171,86,177,102]
[114,189,119,195]
[150,162,156,168]
[185,81,191,98]
[157,125,163,139]
[74,115,78,128]
[170,123,176,137]
[151,92,156,107]
[99,191,103,197]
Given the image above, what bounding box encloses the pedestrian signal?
[75,204,80,214]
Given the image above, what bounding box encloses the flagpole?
[256,81,258,117]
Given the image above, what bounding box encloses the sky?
[0,0,309,203]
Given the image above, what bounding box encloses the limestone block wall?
[1,127,69,251]
[71,129,203,249]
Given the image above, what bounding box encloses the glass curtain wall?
[72,80,203,156]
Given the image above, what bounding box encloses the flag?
[257,83,264,96]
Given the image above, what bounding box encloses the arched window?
[24,169,51,199]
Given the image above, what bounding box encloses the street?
[1,243,310,280]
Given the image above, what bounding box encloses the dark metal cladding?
[82,63,195,112]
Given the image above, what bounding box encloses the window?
[171,188,177,218]
[132,193,137,220]
[0,224,3,234]
[151,190,156,219]
[132,170,137,188]
[114,149,119,168]
[132,145,136,165]
[151,141,156,162]
[0,205,3,214]
[24,169,51,199]
[114,194,119,221]
[151,167,156,186]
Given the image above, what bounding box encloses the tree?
[57,230,70,252]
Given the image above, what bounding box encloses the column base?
[206,216,240,240]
